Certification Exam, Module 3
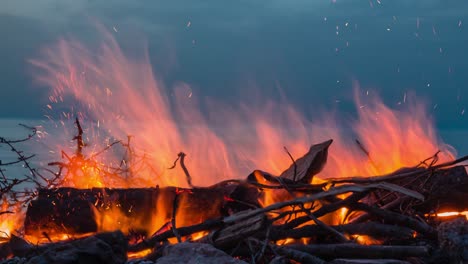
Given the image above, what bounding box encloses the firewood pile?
[1,122,468,264]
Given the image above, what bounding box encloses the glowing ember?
[127,249,153,259]
[0,199,23,242]
[435,211,468,220]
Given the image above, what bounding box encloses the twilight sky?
[0,0,467,149]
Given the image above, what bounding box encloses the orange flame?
[30,28,455,189]
[0,199,23,242]
[0,26,454,247]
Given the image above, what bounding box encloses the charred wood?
[352,203,436,237]
[203,213,266,248]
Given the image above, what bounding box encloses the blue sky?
[0,1,467,148]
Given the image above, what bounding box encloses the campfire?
[1,32,468,264]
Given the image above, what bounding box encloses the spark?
[186,21,191,28]
[459,20,462,27]
[462,109,465,115]
[113,26,118,33]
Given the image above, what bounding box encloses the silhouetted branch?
[169,152,194,188]
[73,117,85,158]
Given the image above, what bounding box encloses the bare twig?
[283,147,297,182]
[73,117,85,158]
[169,152,194,188]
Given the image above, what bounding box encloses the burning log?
[25,187,159,235]
[24,182,260,237]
